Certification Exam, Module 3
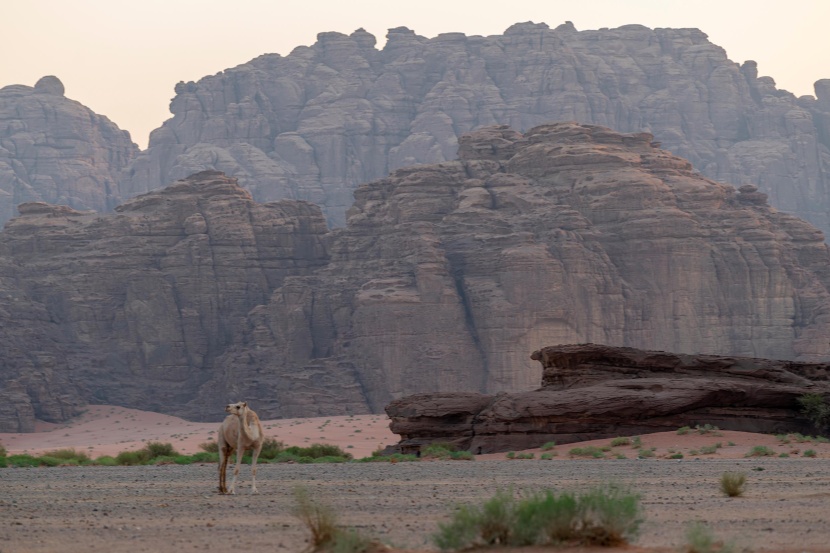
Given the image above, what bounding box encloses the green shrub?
[745,445,775,457]
[7,454,40,467]
[798,393,830,433]
[355,453,419,463]
[637,449,654,458]
[450,450,474,461]
[685,521,737,553]
[779,453,790,458]
[292,486,376,553]
[631,436,642,448]
[312,455,349,464]
[540,441,556,451]
[610,437,631,447]
[540,453,554,460]
[677,426,691,435]
[720,472,747,497]
[0,441,6,458]
[699,443,721,455]
[514,453,535,460]
[432,484,641,551]
[198,441,219,453]
[145,442,178,458]
[569,446,605,459]
[804,449,817,458]
[423,443,455,459]
[669,453,684,459]
[695,424,721,435]
[506,452,515,459]
[259,438,286,459]
[43,448,91,464]
[115,450,148,465]
[191,451,219,463]
[94,456,118,466]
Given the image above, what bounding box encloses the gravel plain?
[2,458,830,553]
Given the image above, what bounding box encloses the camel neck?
[238,412,258,440]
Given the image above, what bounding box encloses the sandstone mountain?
[119,22,830,235]
[0,76,138,225]
[3,122,830,431]
[386,343,830,454]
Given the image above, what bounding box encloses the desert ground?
[2,406,830,553]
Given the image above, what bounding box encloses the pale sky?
[4,0,829,149]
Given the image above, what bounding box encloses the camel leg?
[218,446,230,494]
[250,442,263,494]
[228,442,244,495]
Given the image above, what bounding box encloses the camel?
[218,401,264,495]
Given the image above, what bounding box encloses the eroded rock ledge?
[386,344,830,454]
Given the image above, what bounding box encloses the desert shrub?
[720,472,747,497]
[7,454,40,467]
[199,441,219,453]
[669,453,684,459]
[677,426,691,435]
[610,437,631,447]
[506,452,516,459]
[779,453,790,458]
[450,451,474,461]
[355,453,419,463]
[94,456,118,466]
[312,456,349,464]
[433,484,641,551]
[699,443,721,455]
[804,449,817,458]
[259,438,286,459]
[115,450,148,465]
[540,441,557,451]
[144,442,178,458]
[43,448,91,464]
[514,453,535,460]
[283,444,351,460]
[34,455,63,467]
[631,436,642,448]
[637,449,655,458]
[614,453,627,459]
[292,486,376,553]
[745,445,775,457]
[540,453,554,460]
[569,446,605,459]
[423,443,455,459]
[191,451,219,463]
[685,522,737,553]
[0,441,7,458]
[798,393,830,434]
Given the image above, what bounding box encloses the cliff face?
[120,22,830,233]
[0,76,138,225]
[4,123,830,430]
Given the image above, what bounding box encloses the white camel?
[218,401,264,494]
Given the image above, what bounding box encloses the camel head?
[225,401,248,416]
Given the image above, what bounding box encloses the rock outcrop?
[120,22,830,234]
[0,76,138,226]
[4,122,830,430]
[386,344,830,453]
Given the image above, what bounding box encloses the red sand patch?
[2,406,829,461]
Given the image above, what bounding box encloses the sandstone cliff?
[4,123,830,430]
[386,344,830,454]
[120,22,830,234]
[0,76,138,225]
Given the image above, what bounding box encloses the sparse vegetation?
[637,449,655,458]
[569,446,605,459]
[540,441,557,451]
[432,484,642,551]
[684,521,738,553]
[422,442,473,460]
[745,445,775,457]
[677,426,691,435]
[610,437,631,447]
[292,486,377,553]
[804,449,817,458]
[669,453,684,459]
[719,472,747,497]
[631,436,642,448]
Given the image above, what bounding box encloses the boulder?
[386,344,830,453]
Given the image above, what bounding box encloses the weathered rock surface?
[5,122,830,430]
[386,344,830,453]
[0,76,138,226]
[120,22,830,234]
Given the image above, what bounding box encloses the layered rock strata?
[0,76,138,226]
[120,22,830,234]
[386,344,830,454]
[4,122,830,430]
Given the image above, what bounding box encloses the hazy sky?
[5,0,829,149]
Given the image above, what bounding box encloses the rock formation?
[120,22,830,235]
[0,76,138,226]
[386,344,830,454]
[4,122,830,430]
